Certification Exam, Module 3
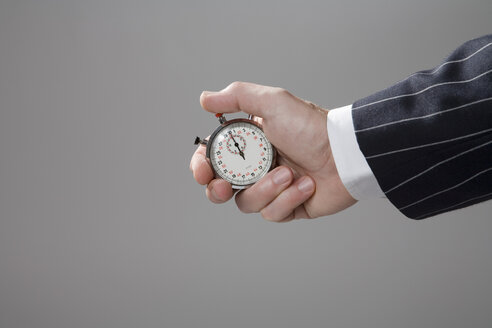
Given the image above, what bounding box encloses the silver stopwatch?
[195,113,276,189]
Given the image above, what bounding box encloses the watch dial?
[209,121,274,187]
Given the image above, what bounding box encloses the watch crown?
[216,113,227,124]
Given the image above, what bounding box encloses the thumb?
[200,81,291,120]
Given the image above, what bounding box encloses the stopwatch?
[194,113,277,189]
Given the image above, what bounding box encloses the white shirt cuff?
[327,104,385,200]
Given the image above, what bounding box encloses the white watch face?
[208,120,274,188]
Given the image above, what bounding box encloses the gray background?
[0,1,491,327]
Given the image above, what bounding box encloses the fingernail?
[272,168,290,185]
[298,177,314,193]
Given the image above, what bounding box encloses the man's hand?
[190,82,356,222]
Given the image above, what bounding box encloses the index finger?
[200,81,290,120]
[190,144,214,185]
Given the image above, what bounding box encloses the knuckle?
[266,87,294,115]
[229,81,245,91]
[274,87,292,98]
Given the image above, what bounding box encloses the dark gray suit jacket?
[352,35,492,219]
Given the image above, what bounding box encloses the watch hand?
[230,135,245,159]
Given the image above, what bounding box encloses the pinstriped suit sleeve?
[351,34,492,220]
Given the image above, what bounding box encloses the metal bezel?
[206,118,277,189]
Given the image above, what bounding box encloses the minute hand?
[230,135,245,160]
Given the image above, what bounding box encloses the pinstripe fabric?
[352,35,492,219]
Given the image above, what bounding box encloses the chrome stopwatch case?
[195,114,276,189]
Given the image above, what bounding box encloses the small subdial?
[226,134,246,155]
